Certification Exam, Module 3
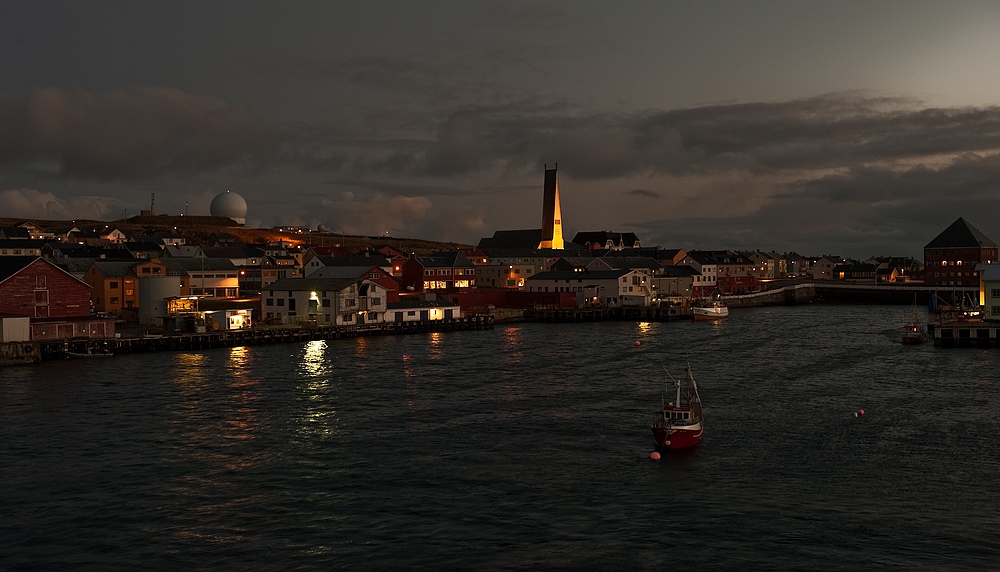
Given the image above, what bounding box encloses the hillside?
[0,216,472,256]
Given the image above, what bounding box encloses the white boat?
[692,293,728,321]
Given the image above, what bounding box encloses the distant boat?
[650,360,704,450]
[692,292,729,321]
[902,297,926,344]
[65,345,114,358]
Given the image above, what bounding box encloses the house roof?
[91,260,152,278]
[307,265,382,279]
[571,231,641,248]
[980,263,1000,282]
[478,229,543,249]
[387,298,460,310]
[265,277,360,292]
[526,269,632,281]
[0,256,90,287]
[598,256,663,271]
[925,217,997,249]
[416,251,475,268]
[161,258,237,274]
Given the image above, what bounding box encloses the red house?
[924,218,998,287]
[0,256,114,340]
[400,252,477,293]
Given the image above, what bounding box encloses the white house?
[263,277,387,326]
[386,299,462,322]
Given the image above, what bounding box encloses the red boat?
[650,361,704,450]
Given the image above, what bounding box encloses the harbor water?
[2,304,999,570]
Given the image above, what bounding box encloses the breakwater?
[724,282,974,307]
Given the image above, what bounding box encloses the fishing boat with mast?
[902,296,926,344]
[650,360,704,450]
[692,291,728,321]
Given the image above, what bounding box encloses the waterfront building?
[650,265,695,300]
[978,263,1000,321]
[84,260,167,317]
[386,298,462,322]
[0,239,42,257]
[400,252,477,293]
[161,258,240,298]
[263,277,387,325]
[0,256,113,340]
[679,251,718,297]
[525,268,652,307]
[746,251,776,279]
[811,256,840,280]
[703,250,757,294]
[307,264,400,302]
[832,262,877,283]
[924,217,998,287]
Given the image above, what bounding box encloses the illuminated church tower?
[537,164,564,250]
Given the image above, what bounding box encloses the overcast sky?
[3,1,1000,259]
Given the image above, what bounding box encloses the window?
[266,298,274,306]
[308,299,318,308]
[125,289,133,296]
[993,306,1000,316]
[425,270,434,276]
[110,297,119,304]
[277,299,284,306]
[369,272,381,279]
[407,311,416,316]
[142,267,151,274]
[110,281,119,289]
[323,299,331,307]
[37,276,46,288]
[347,299,356,306]
[371,297,380,306]
[439,269,451,275]
[992,289,1000,298]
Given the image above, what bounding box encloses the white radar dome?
[210,190,248,224]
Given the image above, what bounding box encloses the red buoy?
[650,451,661,460]
[634,341,640,346]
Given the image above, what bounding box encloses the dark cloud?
[0,86,278,179]
[321,92,1000,182]
[628,189,660,198]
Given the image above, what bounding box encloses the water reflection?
[173,353,211,390]
[226,346,254,371]
[301,340,329,377]
[501,327,523,364]
[427,331,444,360]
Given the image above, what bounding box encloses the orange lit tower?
[537,164,564,250]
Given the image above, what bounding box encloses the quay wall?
[29,316,494,364]
[0,341,42,366]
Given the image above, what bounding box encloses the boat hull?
[651,425,703,449]
[692,307,729,321]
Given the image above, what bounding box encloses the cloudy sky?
[3,1,1000,258]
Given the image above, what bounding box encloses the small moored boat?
[692,292,728,321]
[902,297,926,344]
[650,360,703,450]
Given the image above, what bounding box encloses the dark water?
[3,304,999,571]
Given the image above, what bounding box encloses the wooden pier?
[34,316,494,361]
[931,320,1000,347]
